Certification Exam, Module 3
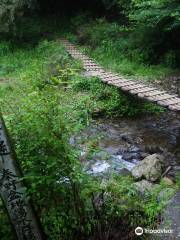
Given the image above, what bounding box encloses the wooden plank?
[157,101,169,107]
[138,87,156,93]
[137,88,159,96]
[115,81,138,88]
[101,76,121,81]
[100,74,114,78]
[108,79,126,85]
[86,68,102,71]
[105,78,123,83]
[101,73,119,78]
[148,94,175,101]
[141,90,162,96]
[168,104,180,111]
[130,87,155,94]
[143,95,160,102]
[83,60,96,62]
[84,64,99,67]
[158,98,180,106]
[71,53,84,56]
[84,62,98,65]
[86,66,102,69]
[121,84,145,91]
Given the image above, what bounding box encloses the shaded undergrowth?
[0,18,179,240]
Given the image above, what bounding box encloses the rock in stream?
[71,112,180,179]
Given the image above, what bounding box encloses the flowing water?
[71,112,180,178]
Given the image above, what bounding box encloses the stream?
[71,112,180,179]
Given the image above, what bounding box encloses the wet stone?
[134,180,158,195]
[70,113,180,179]
[118,168,132,177]
[157,188,175,203]
[132,154,165,182]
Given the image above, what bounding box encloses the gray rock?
[162,177,174,186]
[134,180,157,195]
[157,188,175,203]
[132,154,164,181]
[118,168,132,177]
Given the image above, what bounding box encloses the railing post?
[0,115,44,240]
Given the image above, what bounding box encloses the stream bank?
[71,112,180,179]
[71,111,180,239]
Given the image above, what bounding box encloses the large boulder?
[132,154,164,181]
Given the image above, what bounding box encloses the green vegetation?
[0,0,34,33]
[65,16,178,83]
[0,0,179,239]
[101,0,180,67]
[0,28,178,239]
[2,0,179,68]
[1,0,179,78]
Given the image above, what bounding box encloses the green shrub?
[71,17,177,78]
[0,203,15,240]
[129,0,180,66]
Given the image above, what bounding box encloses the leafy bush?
[72,18,174,78]
[71,0,180,67]
[71,75,164,117]
[0,202,15,240]
[6,86,91,240]
[130,0,180,30]
[0,40,91,239]
[129,0,180,66]
[0,41,12,56]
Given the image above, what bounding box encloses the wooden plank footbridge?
[61,39,180,112]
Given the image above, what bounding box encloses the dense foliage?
[131,0,180,28]
[100,0,180,67]
[0,23,176,238]
[130,0,180,66]
[1,0,179,66]
[0,1,180,239]
[69,17,175,79]
[0,0,35,33]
